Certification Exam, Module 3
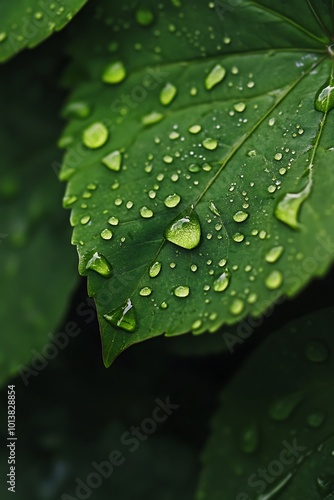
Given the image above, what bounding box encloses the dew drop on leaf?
[164,193,181,208]
[63,101,91,119]
[82,122,109,149]
[315,79,334,112]
[240,422,259,454]
[209,201,221,217]
[103,298,137,332]
[80,215,91,225]
[140,206,154,218]
[102,150,122,171]
[274,186,310,229]
[142,111,164,125]
[265,246,284,263]
[305,340,329,362]
[233,102,246,113]
[233,210,249,222]
[268,392,303,421]
[188,124,202,134]
[174,285,190,297]
[149,261,162,278]
[213,271,230,292]
[306,411,325,428]
[85,252,112,278]
[229,298,244,315]
[139,286,152,296]
[202,137,218,150]
[108,216,119,226]
[160,82,177,106]
[100,228,113,240]
[165,209,201,249]
[205,64,226,90]
[102,61,126,84]
[265,270,283,289]
[135,5,154,26]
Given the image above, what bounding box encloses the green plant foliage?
[0,0,88,62]
[197,307,334,499]
[60,0,334,366]
[0,48,78,385]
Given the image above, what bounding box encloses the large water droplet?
[174,285,190,297]
[139,286,152,296]
[305,340,329,362]
[265,245,284,263]
[265,270,283,289]
[233,210,249,222]
[85,252,112,278]
[102,61,126,84]
[165,209,201,250]
[275,184,311,229]
[104,298,137,332]
[100,228,113,240]
[205,64,226,90]
[149,261,162,278]
[160,82,177,105]
[315,79,334,112]
[102,150,122,171]
[140,206,154,218]
[164,193,181,208]
[269,392,302,421]
[213,271,230,292]
[82,122,109,149]
[202,137,218,150]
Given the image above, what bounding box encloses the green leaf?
[0,0,89,62]
[0,47,77,384]
[197,307,334,500]
[61,0,334,366]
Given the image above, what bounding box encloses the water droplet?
[188,124,201,134]
[149,261,162,278]
[307,411,325,428]
[190,264,198,272]
[240,422,259,454]
[274,152,283,161]
[0,32,7,43]
[234,102,246,113]
[205,64,226,90]
[102,150,122,171]
[165,210,201,249]
[101,228,113,240]
[104,298,137,332]
[315,79,334,112]
[213,271,230,292]
[139,286,152,296]
[85,252,112,278]
[160,301,168,309]
[163,155,173,163]
[160,82,177,105]
[135,5,154,26]
[218,259,227,267]
[63,101,91,119]
[265,270,283,289]
[174,285,190,297]
[192,319,202,330]
[268,117,275,126]
[275,185,310,229]
[188,163,201,173]
[209,201,221,217]
[108,216,119,226]
[233,233,244,243]
[305,340,329,362]
[102,61,126,84]
[233,210,249,223]
[63,195,77,207]
[83,122,109,149]
[142,111,164,125]
[269,392,302,421]
[230,299,244,315]
[265,246,284,263]
[164,193,181,208]
[202,137,218,150]
[80,215,91,225]
[140,206,154,218]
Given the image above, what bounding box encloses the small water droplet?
[160,301,168,309]
[233,233,244,243]
[190,264,198,272]
[0,32,7,43]
[104,298,137,332]
[142,111,164,125]
[240,422,259,454]
[85,252,112,277]
[135,5,154,26]
[265,270,283,289]
[80,215,91,225]
[174,285,190,297]
[102,150,122,171]
[149,261,162,277]
[213,271,230,292]
[188,163,201,173]
[140,206,154,218]
[165,209,201,250]
[160,82,177,105]
[315,79,334,112]
[205,64,226,90]
[265,246,284,263]
[188,124,201,134]
[192,319,202,330]
[269,392,302,421]
[108,216,119,226]
[101,228,113,240]
[234,102,246,112]
[233,210,249,222]
[306,411,325,428]
[268,117,275,126]
[274,152,283,161]
[164,193,181,208]
[63,195,77,207]
[102,61,126,84]
[139,286,152,296]
[82,122,109,149]
[305,340,329,362]
[202,137,218,150]
[230,298,244,315]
